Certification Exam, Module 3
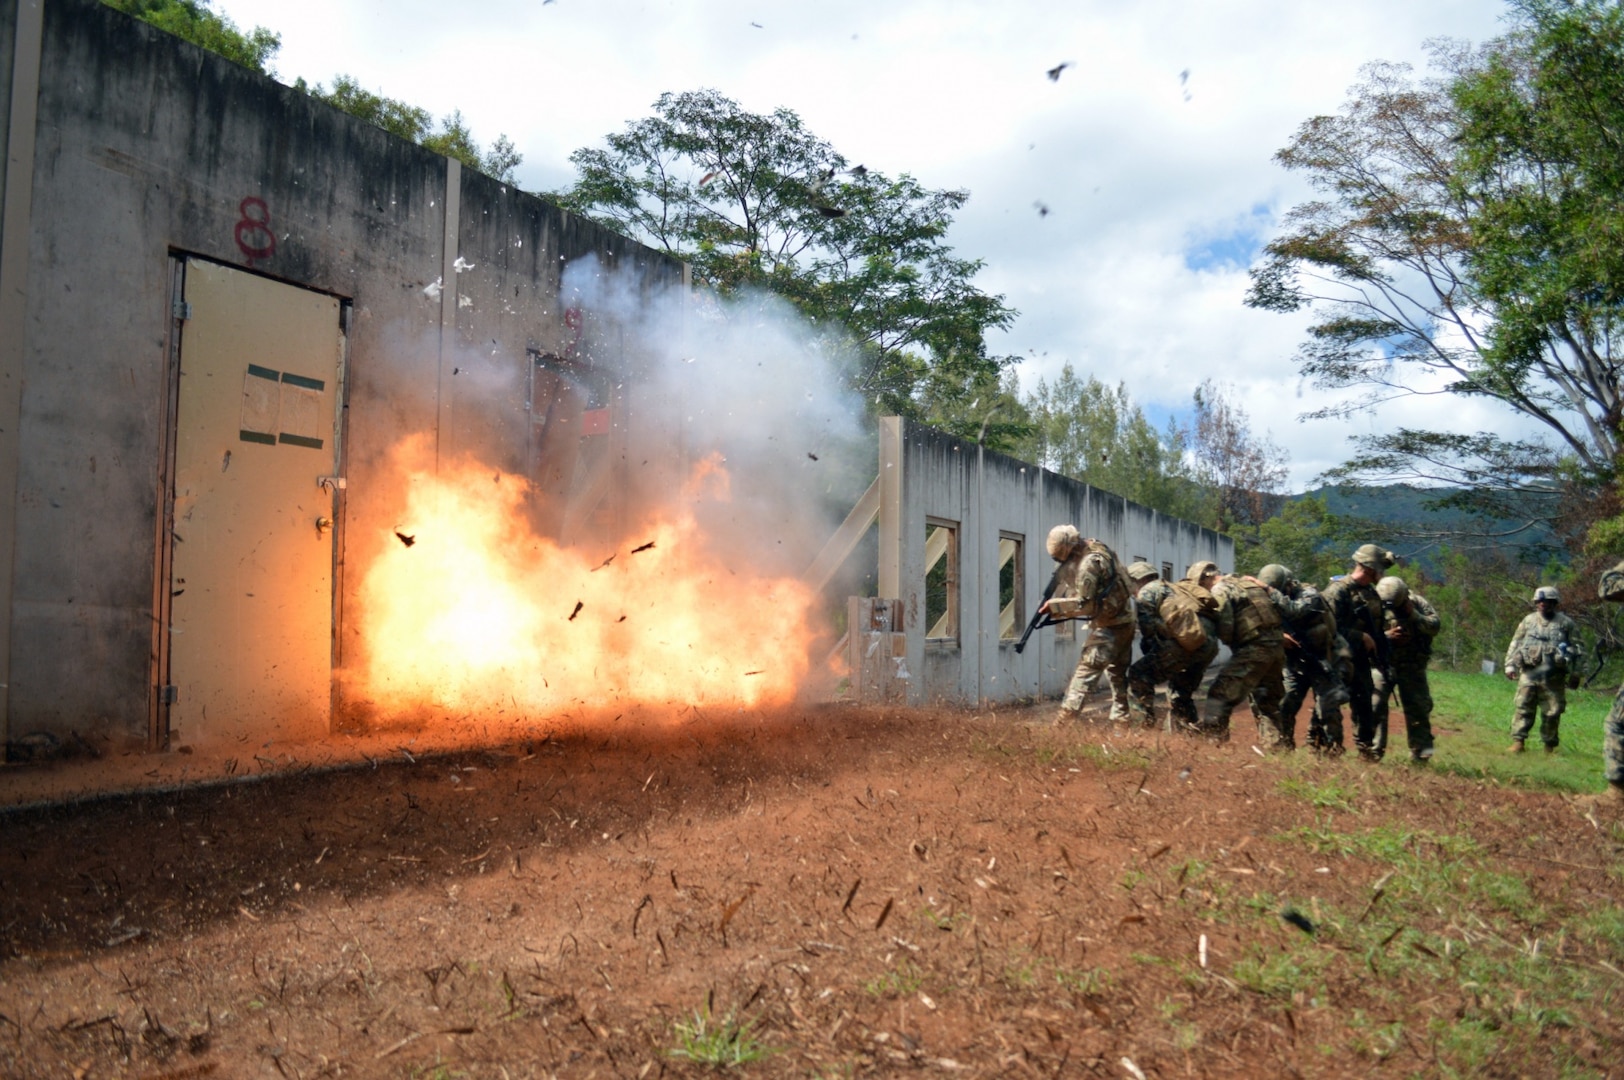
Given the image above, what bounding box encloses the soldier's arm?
[1601,561,1624,602]
[1504,617,1527,672]
[1409,595,1441,638]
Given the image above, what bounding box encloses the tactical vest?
[1227,576,1282,644]
[1062,540,1132,625]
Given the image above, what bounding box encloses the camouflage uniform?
[1371,587,1441,760]
[1127,576,1219,728]
[1320,575,1388,757]
[1277,580,1348,747]
[1047,530,1135,724]
[1198,575,1296,748]
[1597,563,1624,795]
[1504,606,1581,750]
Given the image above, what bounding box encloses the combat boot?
[1507,740,1525,754]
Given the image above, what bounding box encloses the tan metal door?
[169,260,343,747]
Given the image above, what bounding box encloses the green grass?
[668,1007,774,1068]
[1427,669,1615,793]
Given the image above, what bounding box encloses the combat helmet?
[1046,524,1082,561]
[1256,564,1292,591]
[1352,544,1396,570]
[1533,585,1561,604]
[1375,576,1409,605]
[1186,560,1220,583]
[1126,561,1159,582]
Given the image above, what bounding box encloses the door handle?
[316,516,334,535]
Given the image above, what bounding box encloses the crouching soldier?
[1596,564,1624,805]
[1504,586,1581,754]
[1196,568,1295,748]
[1258,564,1346,750]
[1372,576,1441,762]
[1127,561,1219,729]
[1042,526,1135,725]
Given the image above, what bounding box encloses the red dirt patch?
[0,703,1620,1078]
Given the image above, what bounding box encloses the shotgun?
[1014,566,1069,654]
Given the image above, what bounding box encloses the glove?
[1568,672,1582,691]
[1504,667,1517,681]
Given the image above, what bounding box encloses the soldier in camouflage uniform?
[1504,586,1582,753]
[1371,576,1441,762]
[1042,525,1135,725]
[1320,544,1394,759]
[1197,568,1298,748]
[1595,563,1624,805]
[1258,564,1347,750]
[1126,561,1219,729]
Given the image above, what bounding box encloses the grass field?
[1426,668,1617,794]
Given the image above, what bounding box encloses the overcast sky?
[212,0,1515,491]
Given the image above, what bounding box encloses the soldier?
[1126,561,1219,729]
[1595,563,1624,804]
[1197,566,1295,748]
[1041,526,1135,725]
[1372,576,1441,762]
[1504,586,1582,754]
[1320,544,1395,759]
[1258,564,1347,750]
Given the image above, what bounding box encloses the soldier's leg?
[1248,654,1291,751]
[1370,667,1393,761]
[1348,661,1379,757]
[1202,645,1267,743]
[1605,686,1624,800]
[1509,680,1539,746]
[1279,660,1310,735]
[1540,682,1566,751]
[1397,667,1434,760]
[1167,637,1218,730]
[1102,625,1135,725]
[1127,652,1161,725]
[1313,655,1353,752]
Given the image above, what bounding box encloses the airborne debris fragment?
[568,601,584,621]
[631,541,656,553]
[744,670,764,676]
[1033,201,1050,218]
[807,452,818,461]
[394,531,416,547]
[816,205,845,219]
[1046,61,1072,81]
[1281,908,1316,935]
[591,553,615,572]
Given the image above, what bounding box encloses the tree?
[293,77,522,183]
[1247,1,1624,528]
[104,0,279,74]
[552,89,1018,421]
[1011,363,1205,521]
[1230,495,1364,584]
[1186,379,1289,532]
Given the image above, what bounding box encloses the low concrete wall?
[878,418,1232,708]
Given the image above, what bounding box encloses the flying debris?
[744,670,764,676]
[1281,909,1316,935]
[698,171,718,186]
[1033,201,1050,218]
[591,553,615,572]
[850,164,868,178]
[394,531,416,547]
[807,452,819,461]
[816,206,846,219]
[568,600,584,621]
[1046,61,1072,82]
[750,21,763,28]
[1179,68,1193,102]
[631,540,656,554]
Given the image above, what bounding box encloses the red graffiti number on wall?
[235,197,277,263]
[563,305,585,360]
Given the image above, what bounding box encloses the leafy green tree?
[292,77,522,183]
[104,0,279,73]
[1011,363,1204,520]
[552,89,1018,420]
[1231,495,1361,585]
[1248,1,1624,527]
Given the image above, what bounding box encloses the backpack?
[1162,580,1218,652]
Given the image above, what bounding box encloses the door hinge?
[161,685,178,704]
[318,476,347,492]
[172,299,192,321]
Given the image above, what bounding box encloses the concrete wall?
[878,418,1232,708]
[0,0,685,748]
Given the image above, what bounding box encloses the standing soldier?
[1126,561,1219,730]
[1041,526,1135,726]
[1197,567,1295,748]
[1595,563,1624,805]
[1321,544,1394,759]
[1258,564,1347,750]
[1372,576,1441,762]
[1504,586,1582,754]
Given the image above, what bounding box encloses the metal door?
[167,260,344,746]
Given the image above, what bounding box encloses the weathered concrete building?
[1,0,686,753]
[0,0,1231,758]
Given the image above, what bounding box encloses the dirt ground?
[1,702,1620,1079]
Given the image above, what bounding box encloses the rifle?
[1013,566,1064,655]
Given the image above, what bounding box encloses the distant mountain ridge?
[1297,484,1558,567]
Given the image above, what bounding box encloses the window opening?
[998,533,1024,641]
[925,519,959,643]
